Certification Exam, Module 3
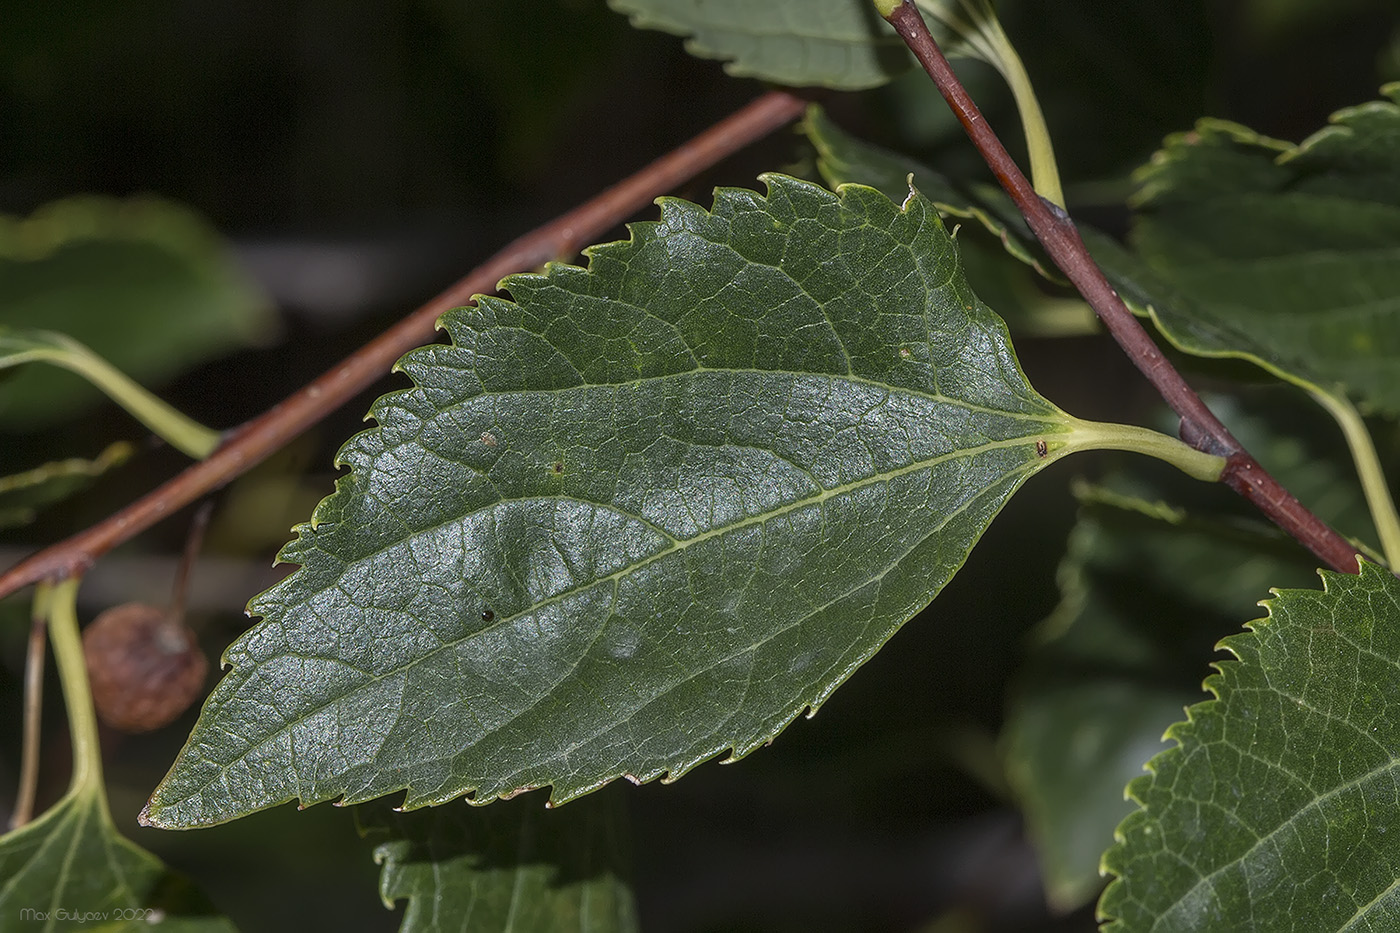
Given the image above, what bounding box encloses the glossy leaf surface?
[803,105,1097,336]
[803,104,1045,273]
[144,175,1078,828]
[1100,560,1400,931]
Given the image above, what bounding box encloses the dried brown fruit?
[83,602,208,733]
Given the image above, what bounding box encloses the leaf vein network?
[1153,754,1400,930]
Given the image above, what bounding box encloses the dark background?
[2,1,1398,930]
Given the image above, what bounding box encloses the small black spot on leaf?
[481,609,495,622]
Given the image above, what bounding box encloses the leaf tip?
[136,795,187,831]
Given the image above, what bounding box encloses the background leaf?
[0,195,273,428]
[1099,559,1400,932]
[1097,84,1400,412]
[0,441,132,530]
[143,175,1077,829]
[1003,484,1315,912]
[361,788,637,933]
[605,0,915,90]
[0,786,234,932]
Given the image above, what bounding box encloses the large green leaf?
[0,785,235,932]
[362,790,637,933]
[1102,84,1400,413]
[1099,559,1400,931]
[0,195,273,428]
[143,174,1094,829]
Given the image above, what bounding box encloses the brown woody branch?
[0,90,810,600]
[881,0,1361,574]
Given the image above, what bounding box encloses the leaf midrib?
[354,363,1057,574]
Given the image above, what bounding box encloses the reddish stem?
[0,89,810,599]
[882,0,1360,573]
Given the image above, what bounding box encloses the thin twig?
[169,501,214,624]
[0,90,809,600]
[881,0,1361,574]
[10,604,47,829]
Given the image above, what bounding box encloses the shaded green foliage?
[1094,85,1400,411]
[362,790,637,933]
[1004,396,1380,910]
[0,196,272,428]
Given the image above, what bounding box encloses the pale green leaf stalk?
[0,328,219,459]
[914,0,1065,206]
[1308,385,1400,567]
[1054,419,1225,483]
[40,578,105,801]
